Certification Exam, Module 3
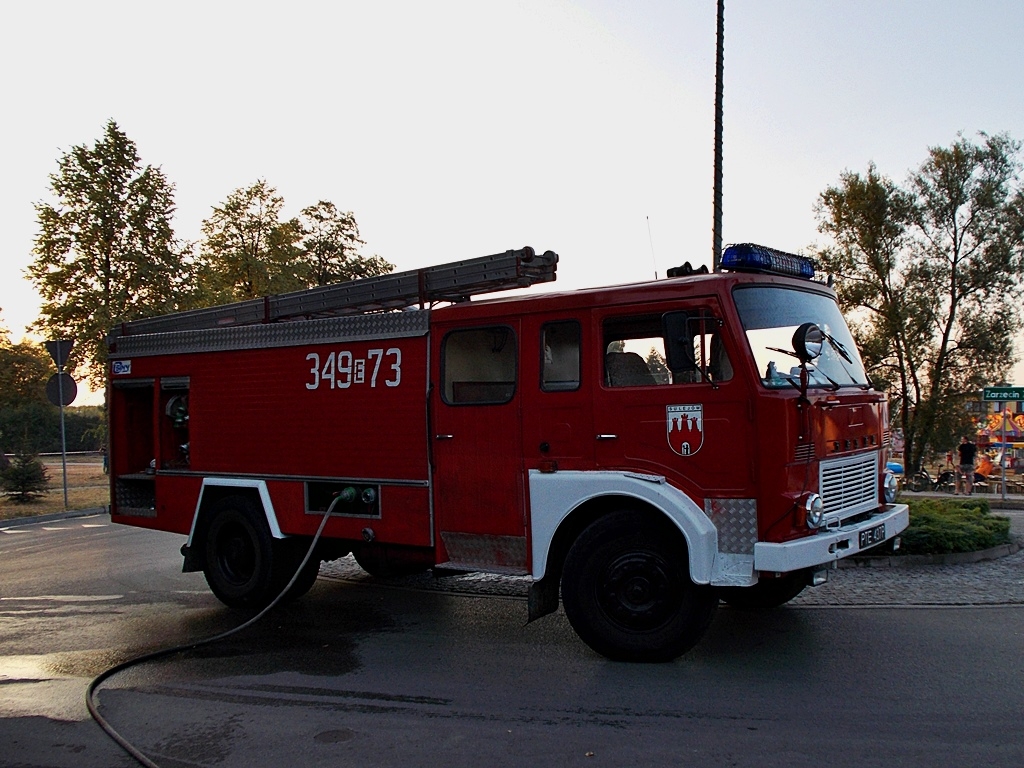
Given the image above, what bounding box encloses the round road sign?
[46,373,78,407]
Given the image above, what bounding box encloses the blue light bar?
[721,243,815,279]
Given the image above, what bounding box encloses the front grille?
[820,451,879,519]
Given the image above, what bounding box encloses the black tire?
[908,473,927,493]
[719,571,807,610]
[275,537,321,601]
[203,496,311,608]
[560,510,718,662]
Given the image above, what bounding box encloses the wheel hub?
[599,551,680,631]
[217,523,256,585]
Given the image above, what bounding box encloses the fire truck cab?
[107,245,908,661]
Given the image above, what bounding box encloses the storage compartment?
[159,377,190,469]
[110,380,155,477]
[114,474,156,517]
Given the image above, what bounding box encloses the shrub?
[0,452,50,503]
[897,497,1011,555]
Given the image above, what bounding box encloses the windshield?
[733,285,869,389]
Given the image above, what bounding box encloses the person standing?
[956,435,977,495]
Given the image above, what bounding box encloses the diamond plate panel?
[440,532,529,574]
[704,498,758,555]
[111,311,431,358]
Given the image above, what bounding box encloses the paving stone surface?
[321,509,1024,608]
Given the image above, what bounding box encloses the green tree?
[28,120,198,389]
[298,201,392,285]
[0,335,56,455]
[815,133,1024,473]
[198,180,305,301]
[0,338,52,407]
[1,452,50,503]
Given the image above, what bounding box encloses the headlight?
[805,493,824,529]
[883,471,898,504]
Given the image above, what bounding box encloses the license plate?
[859,524,886,549]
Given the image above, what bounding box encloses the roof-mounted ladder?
[111,247,557,337]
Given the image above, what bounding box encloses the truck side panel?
[110,335,432,546]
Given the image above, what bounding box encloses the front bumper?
[753,503,909,574]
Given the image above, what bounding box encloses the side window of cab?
[601,311,732,388]
[441,326,517,404]
[541,321,581,392]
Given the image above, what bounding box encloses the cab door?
[430,321,527,572]
[592,302,755,498]
[519,316,594,473]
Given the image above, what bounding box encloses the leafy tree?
[0,338,52,407]
[298,201,392,285]
[198,180,305,301]
[28,120,198,389]
[815,133,1024,473]
[0,335,55,455]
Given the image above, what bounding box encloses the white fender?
[528,470,717,584]
[185,477,285,548]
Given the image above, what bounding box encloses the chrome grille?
[819,451,879,519]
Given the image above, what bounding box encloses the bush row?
[896,497,1012,555]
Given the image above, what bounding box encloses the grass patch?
[0,457,108,521]
[896,496,1011,555]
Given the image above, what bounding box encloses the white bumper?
[753,503,909,573]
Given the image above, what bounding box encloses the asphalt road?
[1,513,1023,768]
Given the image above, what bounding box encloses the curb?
[900,491,1024,510]
[841,538,1022,568]
[0,507,108,529]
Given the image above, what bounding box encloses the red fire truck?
[107,244,907,661]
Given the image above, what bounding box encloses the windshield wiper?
[821,331,852,363]
[820,332,872,388]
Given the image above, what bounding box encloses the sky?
[3,0,1024,405]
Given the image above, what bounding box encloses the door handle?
[596,434,618,440]
[435,434,454,440]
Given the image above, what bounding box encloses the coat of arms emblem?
[667,404,703,456]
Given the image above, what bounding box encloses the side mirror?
[662,312,696,374]
[792,322,823,364]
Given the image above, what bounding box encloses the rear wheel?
[561,510,718,662]
[275,538,322,601]
[203,496,313,608]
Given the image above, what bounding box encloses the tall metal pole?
[712,0,725,269]
[1001,404,1008,500]
[46,339,74,510]
[57,370,69,509]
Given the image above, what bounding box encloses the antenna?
[647,215,658,279]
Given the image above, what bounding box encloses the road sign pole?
[45,339,75,510]
[981,387,1022,500]
[58,373,68,509]
[1001,402,1007,501]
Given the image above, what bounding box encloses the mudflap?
[180,542,202,573]
[528,576,559,622]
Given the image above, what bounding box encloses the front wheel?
[719,571,807,610]
[561,511,718,662]
[908,473,927,493]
